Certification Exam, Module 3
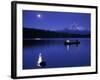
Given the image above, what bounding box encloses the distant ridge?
[23,28,90,38]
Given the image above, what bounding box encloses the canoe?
[64,40,80,45]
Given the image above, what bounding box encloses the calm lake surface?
[23,38,91,69]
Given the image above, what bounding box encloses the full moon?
[37,14,41,18]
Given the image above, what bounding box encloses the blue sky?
[23,10,91,31]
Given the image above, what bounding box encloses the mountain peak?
[68,22,85,31]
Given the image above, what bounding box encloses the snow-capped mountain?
[68,22,86,31]
[60,22,90,34]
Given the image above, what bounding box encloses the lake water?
[23,38,91,69]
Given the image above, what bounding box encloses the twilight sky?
[23,10,91,31]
